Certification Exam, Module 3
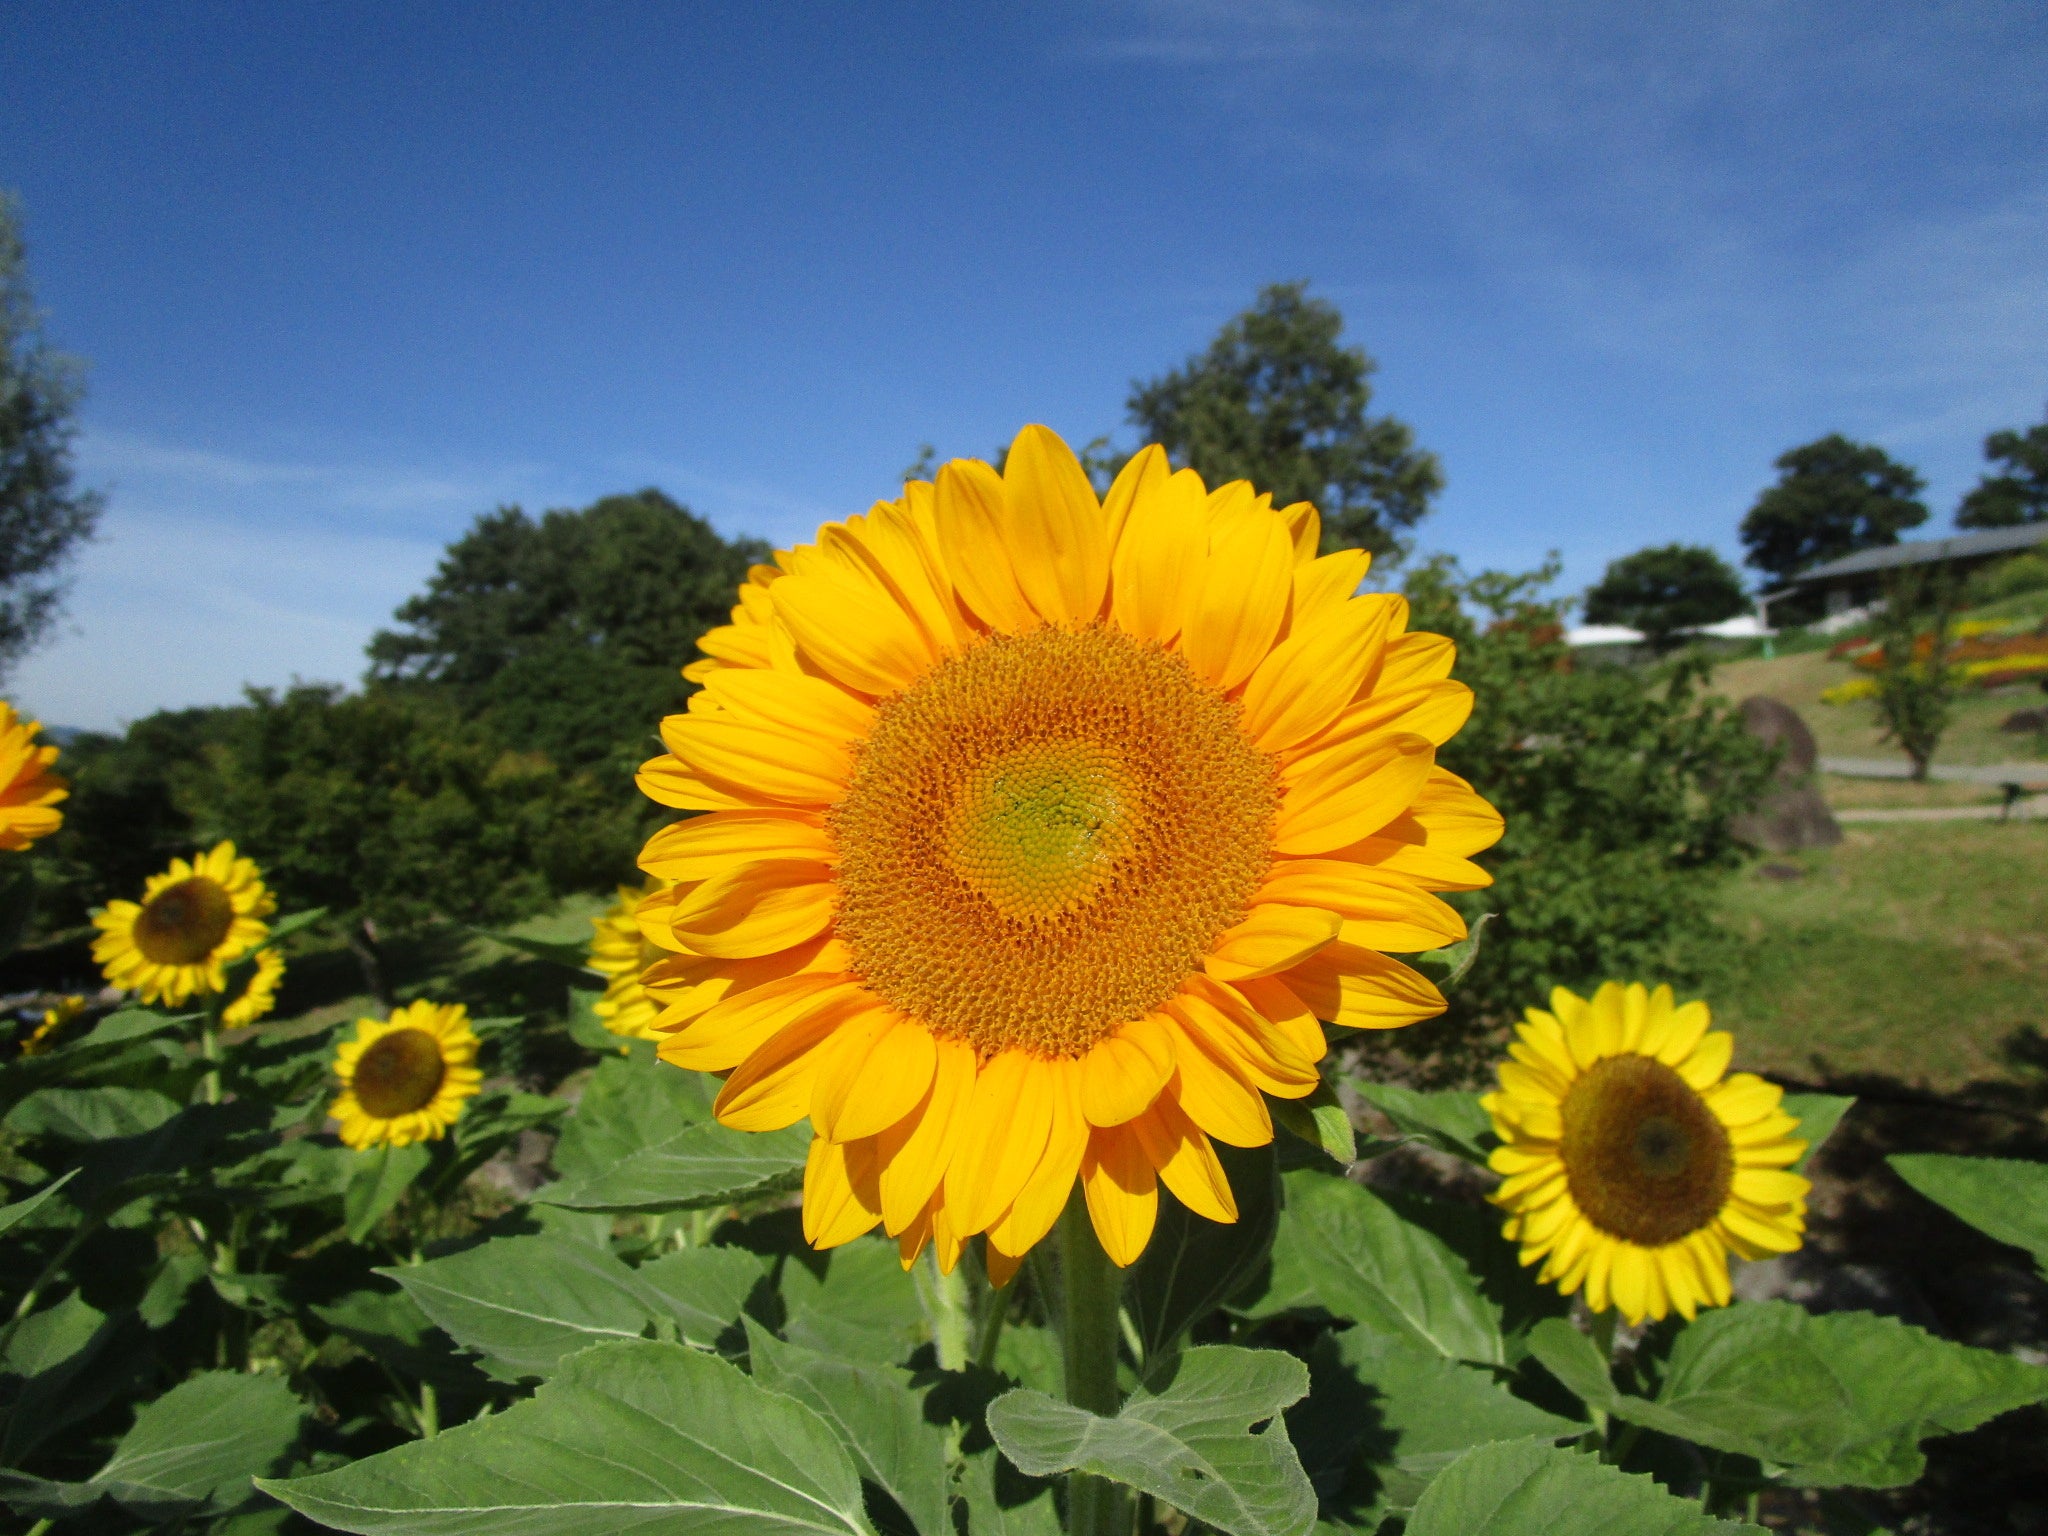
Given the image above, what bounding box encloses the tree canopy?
[1581,543,1748,647]
[1125,281,1442,556]
[366,490,767,772]
[1956,406,2048,528]
[1739,434,1927,585]
[0,192,101,682]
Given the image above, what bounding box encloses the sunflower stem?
[199,1011,223,1105]
[1058,1194,1128,1536]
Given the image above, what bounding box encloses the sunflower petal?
[1204,903,1342,982]
[1082,1123,1159,1267]
[1003,425,1110,625]
[1130,1096,1237,1223]
[1080,1014,1177,1127]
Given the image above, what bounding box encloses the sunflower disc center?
[1560,1054,1733,1248]
[830,626,1278,1060]
[353,1028,447,1118]
[946,740,1137,917]
[134,877,236,966]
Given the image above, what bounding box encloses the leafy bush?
[1367,558,1776,1086]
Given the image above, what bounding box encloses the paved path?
[1835,802,2048,823]
[1820,756,2048,785]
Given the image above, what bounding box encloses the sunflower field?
[4,431,2047,1536]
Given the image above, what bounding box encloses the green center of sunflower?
[133,877,236,966]
[1559,1054,1733,1247]
[352,1028,447,1119]
[946,738,1139,917]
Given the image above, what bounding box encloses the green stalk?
[199,992,226,1105]
[1058,1196,1128,1536]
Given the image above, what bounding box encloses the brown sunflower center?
[133,877,236,966]
[1559,1054,1734,1247]
[352,1028,447,1118]
[829,625,1278,1059]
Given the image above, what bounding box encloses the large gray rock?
[1729,694,1842,851]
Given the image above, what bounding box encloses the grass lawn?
[1699,821,2048,1094]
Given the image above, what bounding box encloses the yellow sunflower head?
[588,876,668,1042]
[1482,981,1809,1326]
[636,424,1502,1279]
[0,702,67,853]
[222,946,287,1028]
[90,841,276,1008]
[331,999,483,1150]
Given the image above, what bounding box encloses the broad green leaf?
[539,1117,809,1214]
[1523,1317,1614,1411]
[2,1370,303,1521]
[263,906,329,945]
[780,1237,929,1368]
[1409,911,1494,993]
[78,1007,195,1046]
[3,1085,180,1140]
[1537,1301,2048,1488]
[1782,1094,1855,1173]
[1280,1170,1503,1364]
[261,1339,874,1536]
[1128,1142,1280,1361]
[747,1324,953,1536]
[987,1345,1316,1536]
[1292,1327,1584,1527]
[379,1234,666,1379]
[0,1168,76,1236]
[959,1446,1061,1536]
[1272,1081,1357,1167]
[1888,1154,2048,1275]
[1347,1081,1493,1164]
[472,926,600,974]
[138,1252,210,1328]
[1381,1193,1571,1356]
[550,1055,712,1183]
[1405,1439,1761,1536]
[345,1141,433,1242]
[634,1245,766,1349]
[0,1295,147,1465]
[312,1287,492,1392]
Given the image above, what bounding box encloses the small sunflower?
[636,425,1501,1280]
[91,842,275,1008]
[1482,981,1809,1325]
[222,947,287,1028]
[331,1000,483,1150]
[21,994,86,1056]
[588,877,668,1042]
[0,703,66,853]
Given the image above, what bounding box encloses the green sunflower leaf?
[1271,1081,1358,1167]
[1533,1300,2048,1488]
[2,1369,303,1522]
[538,1113,809,1215]
[1887,1153,2048,1276]
[986,1345,1317,1536]
[1128,1141,1281,1361]
[778,1236,931,1368]
[378,1235,671,1379]
[549,1055,712,1183]
[1278,1170,1503,1364]
[259,1338,875,1536]
[470,926,599,975]
[3,1085,180,1141]
[1781,1093,1855,1173]
[0,1167,75,1236]
[746,1323,953,1536]
[344,1141,432,1242]
[1404,1439,1763,1536]
[1347,1081,1494,1165]
[262,906,329,946]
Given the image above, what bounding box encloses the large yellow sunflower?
[0,702,66,853]
[91,842,275,1008]
[1482,981,1809,1325]
[331,1000,483,1150]
[636,425,1501,1280]
[588,877,668,1042]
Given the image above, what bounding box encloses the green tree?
[1866,570,1961,781]
[1581,543,1749,649]
[1364,557,1776,1086]
[0,193,102,681]
[205,684,629,1000]
[1956,406,2048,528]
[366,490,767,773]
[1739,434,1927,585]
[1125,281,1442,556]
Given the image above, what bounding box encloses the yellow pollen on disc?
[829,625,1279,1060]
[134,877,236,966]
[1559,1054,1734,1248]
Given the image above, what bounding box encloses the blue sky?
[5,1,2045,730]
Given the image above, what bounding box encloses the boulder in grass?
[1729,695,1842,852]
